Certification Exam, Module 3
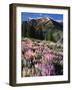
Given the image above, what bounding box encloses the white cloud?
[56,20,63,22]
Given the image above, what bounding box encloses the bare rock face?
[22,17,63,43]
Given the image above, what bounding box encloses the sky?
[21,12,63,22]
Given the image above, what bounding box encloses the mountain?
[22,17,63,43]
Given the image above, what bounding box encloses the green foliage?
[21,20,63,43]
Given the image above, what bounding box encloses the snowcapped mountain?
[22,17,63,44]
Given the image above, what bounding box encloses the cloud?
[28,17,34,20]
[56,20,63,22]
